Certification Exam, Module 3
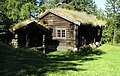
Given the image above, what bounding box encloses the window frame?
[56,28,66,39]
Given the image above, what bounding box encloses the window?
[56,28,66,39]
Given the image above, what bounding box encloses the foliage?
[38,0,98,15]
[0,12,12,30]
[103,0,120,44]
[59,3,75,10]
[19,2,35,20]
[0,0,36,23]
[0,12,13,44]
[96,8,106,20]
[69,0,98,15]
[35,0,58,13]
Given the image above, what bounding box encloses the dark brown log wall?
[40,13,75,47]
[78,25,102,47]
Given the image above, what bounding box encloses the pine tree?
[96,8,106,20]
[69,0,97,15]
[105,0,120,44]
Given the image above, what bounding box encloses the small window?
[56,28,66,39]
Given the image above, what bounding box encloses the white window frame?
[56,28,66,39]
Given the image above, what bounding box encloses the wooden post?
[11,34,18,48]
[15,34,18,48]
[42,34,45,54]
[73,25,78,51]
[74,25,76,48]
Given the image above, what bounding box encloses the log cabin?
[11,8,106,51]
[37,8,106,50]
[10,20,49,49]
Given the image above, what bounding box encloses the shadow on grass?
[48,46,106,61]
[0,43,106,76]
[41,46,106,75]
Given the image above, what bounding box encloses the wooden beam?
[42,34,45,54]
[73,24,79,51]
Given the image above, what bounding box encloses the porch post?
[11,34,18,48]
[73,25,79,51]
[42,34,45,53]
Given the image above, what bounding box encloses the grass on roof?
[11,8,106,32]
[39,8,106,26]
[10,19,34,31]
[10,19,48,32]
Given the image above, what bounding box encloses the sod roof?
[38,8,106,26]
[11,8,106,31]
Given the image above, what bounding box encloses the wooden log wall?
[40,13,75,48]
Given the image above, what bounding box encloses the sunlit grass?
[45,44,120,76]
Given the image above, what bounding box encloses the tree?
[69,0,98,15]
[19,2,35,20]
[0,12,13,44]
[0,0,36,23]
[35,0,98,16]
[96,8,106,20]
[0,12,12,30]
[105,0,120,44]
[2,0,20,22]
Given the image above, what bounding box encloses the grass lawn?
[1,43,120,76]
[45,44,120,76]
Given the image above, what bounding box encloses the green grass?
[45,44,120,76]
[1,43,120,76]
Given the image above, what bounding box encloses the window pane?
[62,30,65,37]
[57,30,60,33]
[57,34,61,37]
[62,34,65,37]
[62,30,65,33]
[57,30,61,37]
